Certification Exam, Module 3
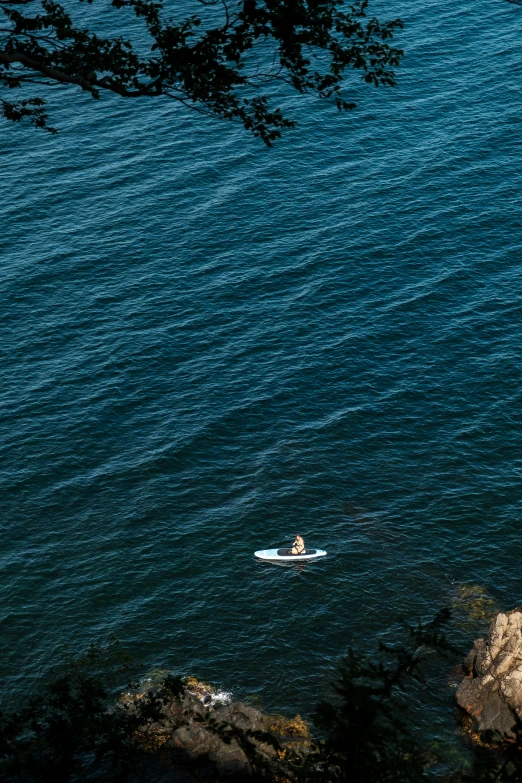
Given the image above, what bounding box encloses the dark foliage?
[284,609,458,783]
[0,0,403,142]
[6,612,522,783]
[457,712,522,783]
[0,638,185,782]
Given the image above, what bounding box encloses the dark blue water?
[2,0,522,760]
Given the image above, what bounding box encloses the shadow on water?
[255,560,309,573]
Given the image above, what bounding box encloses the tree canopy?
[0,0,403,143]
[6,611,522,783]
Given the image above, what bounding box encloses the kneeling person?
[291,534,305,555]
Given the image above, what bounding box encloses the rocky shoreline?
[137,611,522,780]
[457,608,522,740]
[124,677,310,780]
[130,609,522,778]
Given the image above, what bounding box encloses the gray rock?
[478,692,516,737]
[463,639,485,675]
[213,702,266,732]
[171,724,223,758]
[457,610,522,740]
[125,680,282,778]
[161,700,276,774]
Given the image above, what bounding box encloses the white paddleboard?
[255,548,327,561]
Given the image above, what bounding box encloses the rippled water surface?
[2,0,522,757]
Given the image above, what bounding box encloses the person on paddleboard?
[291,534,305,555]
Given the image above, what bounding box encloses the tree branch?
[0,50,96,92]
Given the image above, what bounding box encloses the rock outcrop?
[457,609,522,738]
[168,700,275,772]
[123,678,306,778]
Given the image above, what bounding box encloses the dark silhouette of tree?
[8,612,522,783]
[285,609,459,783]
[0,0,403,143]
[0,612,460,783]
[0,638,185,782]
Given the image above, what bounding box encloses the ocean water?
[2,0,522,759]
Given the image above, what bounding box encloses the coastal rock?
[170,701,272,771]
[126,678,283,777]
[457,609,522,738]
[212,702,267,732]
